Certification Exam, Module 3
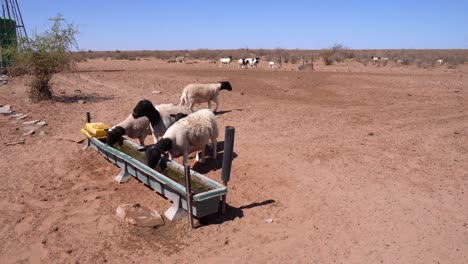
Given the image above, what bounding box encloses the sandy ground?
[0,58,467,264]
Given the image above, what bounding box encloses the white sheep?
[437,59,444,65]
[132,100,192,144]
[238,58,247,69]
[269,61,278,69]
[176,56,185,63]
[219,56,232,67]
[106,115,151,146]
[145,109,218,170]
[179,81,232,112]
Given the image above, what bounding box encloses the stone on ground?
[116,203,164,227]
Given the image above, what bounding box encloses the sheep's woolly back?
[152,103,192,138]
[163,109,218,157]
[180,83,222,106]
[114,114,151,139]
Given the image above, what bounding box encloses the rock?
[39,130,46,136]
[116,203,164,227]
[23,129,35,136]
[78,100,86,104]
[11,113,23,118]
[22,120,40,125]
[0,104,11,114]
[16,114,29,120]
[23,126,37,132]
[74,89,82,94]
[152,90,162,94]
[265,218,274,223]
[36,121,48,127]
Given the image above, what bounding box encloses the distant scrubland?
[72,47,468,68]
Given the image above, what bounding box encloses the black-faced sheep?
[145,109,218,170]
[132,100,192,143]
[179,81,232,112]
[106,115,151,146]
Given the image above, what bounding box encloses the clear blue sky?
[17,0,468,51]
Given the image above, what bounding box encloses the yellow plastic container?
[85,122,109,138]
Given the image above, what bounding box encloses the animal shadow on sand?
[213,108,243,116]
[198,199,276,226]
[53,93,114,104]
[191,141,238,174]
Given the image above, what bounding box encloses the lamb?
[145,109,218,170]
[132,100,192,144]
[106,115,151,147]
[179,81,232,112]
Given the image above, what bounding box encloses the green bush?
[7,14,78,101]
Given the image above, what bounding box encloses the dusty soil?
[1,58,467,264]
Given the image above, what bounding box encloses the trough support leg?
[115,165,131,183]
[164,192,187,221]
[82,139,90,150]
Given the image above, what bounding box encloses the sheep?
[437,59,444,65]
[396,59,404,64]
[238,58,247,69]
[132,100,192,144]
[371,56,381,64]
[176,56,185,63]
[179,81,232,112]
[219,56,232,67]
[245,57,260,68]
[269,61,278,69]
[145,109,218,170]
[106,115,151,147]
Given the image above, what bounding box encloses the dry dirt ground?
[0,58,467,264]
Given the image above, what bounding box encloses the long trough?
[81,128,227,221]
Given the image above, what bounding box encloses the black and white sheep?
[245,57,260,68]
[106,115,151,146]
[238,58,247,69]
[145,109,218,170]
[179,81,232,112]
[132,100,192,144]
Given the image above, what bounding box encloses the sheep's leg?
[207,101,211,111]
[196,146,206,163]
[188,102,195,112]
[139,134,146,146]
[213,98,219,112]
[212,138,218,159]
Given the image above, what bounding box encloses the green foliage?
[8,14,78,101]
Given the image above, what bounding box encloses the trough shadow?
[214,108,243,116]
[53,93,114,104]
[199,199,276,226]
[191,141,238,174]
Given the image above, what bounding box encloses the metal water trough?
[81,129,227,221]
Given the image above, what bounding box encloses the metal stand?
[164,192,187,221]
[115,166,131,183]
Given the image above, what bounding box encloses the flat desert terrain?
[1,58,467,263]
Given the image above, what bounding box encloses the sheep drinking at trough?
[179,81,232,112]
[132,100,192,144]
[106,115,151,147]
[145,109,218,171]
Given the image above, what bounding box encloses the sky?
[13,0,468,51]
